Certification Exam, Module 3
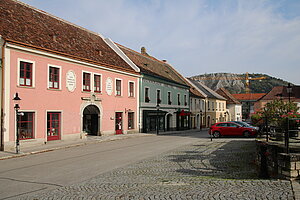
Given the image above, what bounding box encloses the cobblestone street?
[23,137,294,200]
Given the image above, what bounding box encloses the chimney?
[141,47,147,55]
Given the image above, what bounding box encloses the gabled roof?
[259,85,300,101]
[231,93,266,101]
[188,79,226,100]
[215,88,241,105]
[116,44,188,87]
[0,0,138,74]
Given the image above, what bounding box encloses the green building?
[118,46,190,133]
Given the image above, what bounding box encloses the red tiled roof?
[260,85,300,101]
[0,0,137,74]
[116,44,188,86]
[232,93,266,101]
[216,88,241,104]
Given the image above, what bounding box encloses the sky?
[21,0,300,84]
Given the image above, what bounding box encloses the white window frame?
[128,81,135,97]
[115,78,123,96]
[17,58,36,88]
[93,73,102,93]
[82,70,92,92]
[47,64,62,90]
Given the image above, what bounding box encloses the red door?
[47,112,61,141]
[115,112,123,134]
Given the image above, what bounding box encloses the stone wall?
[256,140,300,180]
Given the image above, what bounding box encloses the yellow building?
[188,79,227,127]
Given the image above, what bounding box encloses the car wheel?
[243,131,251,137]
[213,131,221,138]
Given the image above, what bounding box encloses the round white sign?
[106,77,113,96]
[66,70,76,92]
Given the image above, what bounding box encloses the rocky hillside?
[190,73,290,94]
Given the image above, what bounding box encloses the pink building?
[0,0,140,150]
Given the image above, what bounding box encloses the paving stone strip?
[23,139,294,200]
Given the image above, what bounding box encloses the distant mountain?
[190,73,290,94]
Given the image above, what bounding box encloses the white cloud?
[21,0,300,84]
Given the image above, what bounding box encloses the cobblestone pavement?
[23,138,294,200]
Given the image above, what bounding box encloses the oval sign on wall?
[106,77,113,96]
[66,70,76,92]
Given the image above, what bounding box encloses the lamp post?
[286,83,292,154]
[13,93,21,154]
[156,104,160,135]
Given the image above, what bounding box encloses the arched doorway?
[82,105,100,136]
[207,116,211,127]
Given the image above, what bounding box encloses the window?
[94,74,101,93]
[116,79,122,96]
[212,102,214,111]
[47,112,61,140]
[49,66,60,89]
[184,95,187,106]
[208,101,210,110]
[19,61,33,86]
[129,82,134,97]
[168,92,172,105]
[145,88,150,102]
[128,112,134,129]
[18,112,34,140]
[83,72,91,91]
[177,94,181,105]
[157,90,161,104]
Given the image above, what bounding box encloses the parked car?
[209,122,258,138]
[231,121,259,131]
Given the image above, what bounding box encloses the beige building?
[188,79,227,127]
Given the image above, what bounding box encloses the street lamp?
[286,83,292,153]
[156,104,160,135]
[13,93,21,154]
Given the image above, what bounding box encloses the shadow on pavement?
[168,139,258,180]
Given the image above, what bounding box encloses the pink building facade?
[1,42,139,150]
[0,0,142,151]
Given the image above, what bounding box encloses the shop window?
[47,112,61,140]
[128,112,134,129]
[19,61,33,87]
[49,66,60,89]
[94,74,101,93]
[19,112,34,140]
[83,72,91,91]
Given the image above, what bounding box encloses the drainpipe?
[0,37,6,151]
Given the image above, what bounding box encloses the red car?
[209,122,257,137]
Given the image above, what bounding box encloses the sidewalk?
[0,133,151,160]
[0,129,204,160]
